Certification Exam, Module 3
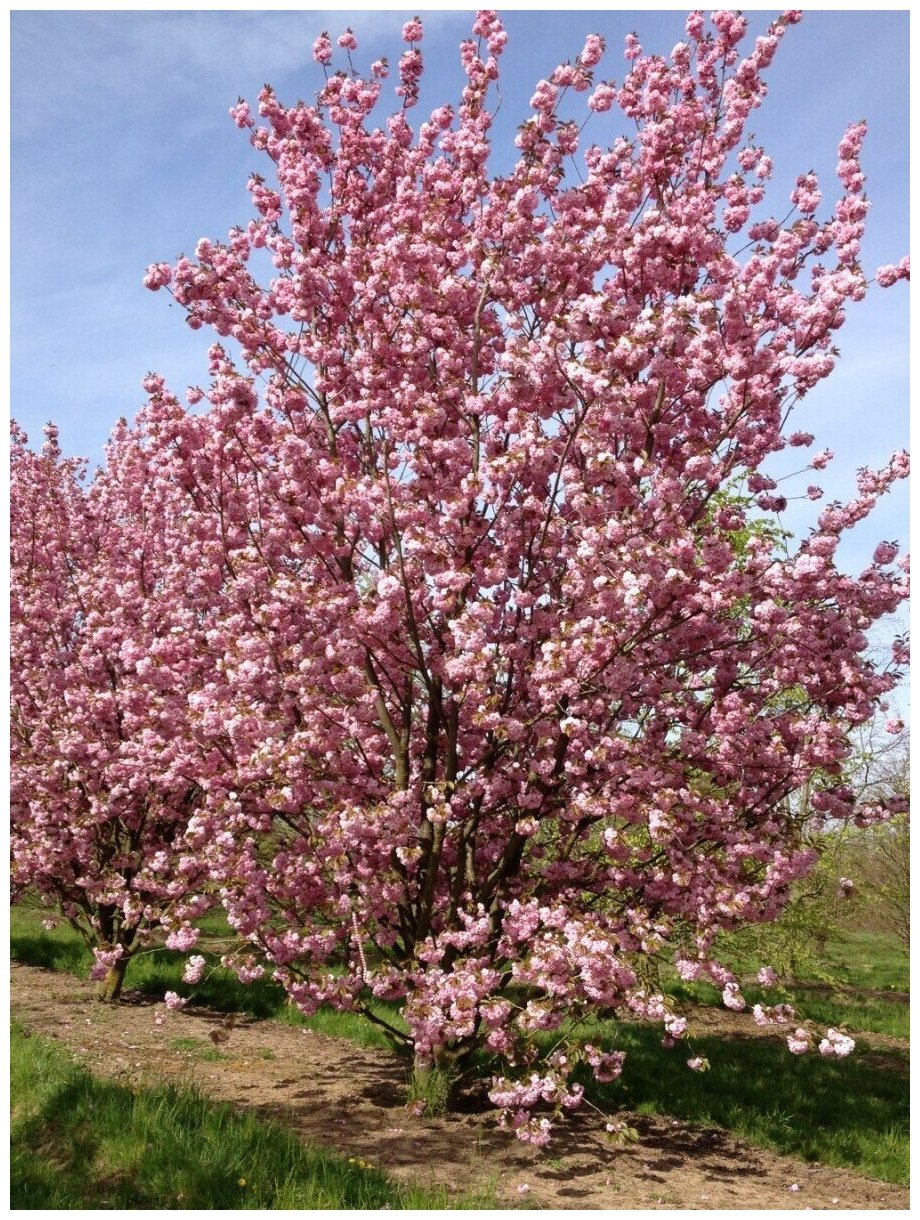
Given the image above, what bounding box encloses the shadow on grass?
[10,931,88,976]
[11,1024,479,1210]
[584,1024,908,1185]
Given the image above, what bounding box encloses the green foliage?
[10,1024,492,1210]
[835,816,910,948]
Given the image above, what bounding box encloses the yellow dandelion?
[238,1178,247,1187]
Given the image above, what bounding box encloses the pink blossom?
[164,991,187,1011]
[675,959,704,982]
[143,263,172,290]
[588,83,616,113]
[876,257,909,287]
[664,1013,688,1039]
[579,34,605,69]
[165,924,199,952]
[818,1027,855,1057]
[873,541,898,565]
[182,954,207,985]
[722,982,746,1012]
[584,1044,626,1082]
[90,946,125,981]
[228,101,252,129]
[312,33,332,65]
[836,877,855,899]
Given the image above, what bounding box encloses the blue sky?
[11,7,909,591]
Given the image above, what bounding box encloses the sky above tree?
[11,6,908,587]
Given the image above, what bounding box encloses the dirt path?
[11,963,909,1211]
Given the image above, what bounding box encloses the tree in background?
[835,723,909,950]
[10,422,215,1000]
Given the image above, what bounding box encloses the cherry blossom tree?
[10,421,215,1000]
[25,8,905,1129]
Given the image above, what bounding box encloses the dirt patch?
[11,963,908,1210]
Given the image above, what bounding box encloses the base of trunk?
[96,956,129,1003]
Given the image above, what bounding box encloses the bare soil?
[11,962,909,1211]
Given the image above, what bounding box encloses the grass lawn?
[10,1023,492,1210]
[661,926,909,1039]
[817,928,909,992]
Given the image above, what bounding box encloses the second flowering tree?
[10,421,216,999]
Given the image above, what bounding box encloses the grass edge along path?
[10,1022,496,1210]
[11,911,909,1187]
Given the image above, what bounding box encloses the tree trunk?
[96,954,129,1002]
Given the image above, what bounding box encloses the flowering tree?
[134,8,908,1136]
[10,421,214,1000]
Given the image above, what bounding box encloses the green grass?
[168,1037,230,1063]
[710,926,909,992]
[664,976,909,1040]
[771,989,908,1040]
[818,929,909,992]
[11,1023,494,1210]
